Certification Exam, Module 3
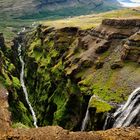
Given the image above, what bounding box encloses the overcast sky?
[117,0,140,7]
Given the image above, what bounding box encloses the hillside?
[42,8,140,29]
[1,7,140,42]
[0,0,121,19]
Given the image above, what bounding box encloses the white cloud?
[117,0,140,7]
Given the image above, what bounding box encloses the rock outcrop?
[0,33,6,52]
[0,87,11,132]
[121,31,140,63]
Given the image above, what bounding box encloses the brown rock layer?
[0,87,11,132]
[0,126,139,140]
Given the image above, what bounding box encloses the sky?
[117,0,140,7]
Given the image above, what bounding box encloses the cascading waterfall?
[81,95,96,131]
[103,113,114,130]
[81,107,90,131]
[103,87,140,129]
[82,87,140,131]
[113,87,140,128]
[18,44,38,128]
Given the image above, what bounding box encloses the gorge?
[0,18,140,139]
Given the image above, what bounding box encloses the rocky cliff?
[0,18,140,134]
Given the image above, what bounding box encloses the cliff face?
[0,87,11,132]
[0,19,140,132]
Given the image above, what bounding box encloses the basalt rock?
[121,31,140,63]
[102,19,140,28]
[0,33,6,52]
[110,60,124,69]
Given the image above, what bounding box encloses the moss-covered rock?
[89,97,112,113]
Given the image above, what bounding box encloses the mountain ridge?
[0,0,121,19]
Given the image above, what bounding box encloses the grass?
[89,98,112,113]
[0,19,38,44]
[12,122,29,129]
[42,8,140,29]
[0,7,140,43]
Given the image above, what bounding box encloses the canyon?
[0,18,140,139]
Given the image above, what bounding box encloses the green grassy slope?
[42,8,140,29]
[1,7,140,43]
[0,0,121,42]
[0,0,120,19]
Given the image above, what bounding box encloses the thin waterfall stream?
[18,44,38,128]
[81,95,97,131]
[81,107,90,131]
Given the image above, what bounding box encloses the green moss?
[92,83,126,103]
[9,99,32,127]
[12,76,21,89]
[29,39,41,51]
[12,122,29,129]
[50,49,59,58]
[78,74,93,94]
[48,40,54,47]
[0,76,8,87]
[89,98,112,113]
[6,61,15,72]
[2,72,12,87]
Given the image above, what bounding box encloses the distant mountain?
[0,0,121,20]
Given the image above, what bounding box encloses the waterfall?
[83,88,140,131]
[113,87,140,128]
[81,95,96,131]
[18,44,38,128]
[81,108,90,131]
[103,113,115,130]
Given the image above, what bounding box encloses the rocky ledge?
[0,126,140,140]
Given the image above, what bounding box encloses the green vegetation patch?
[12,122,29,129]
[89,97,112,113]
